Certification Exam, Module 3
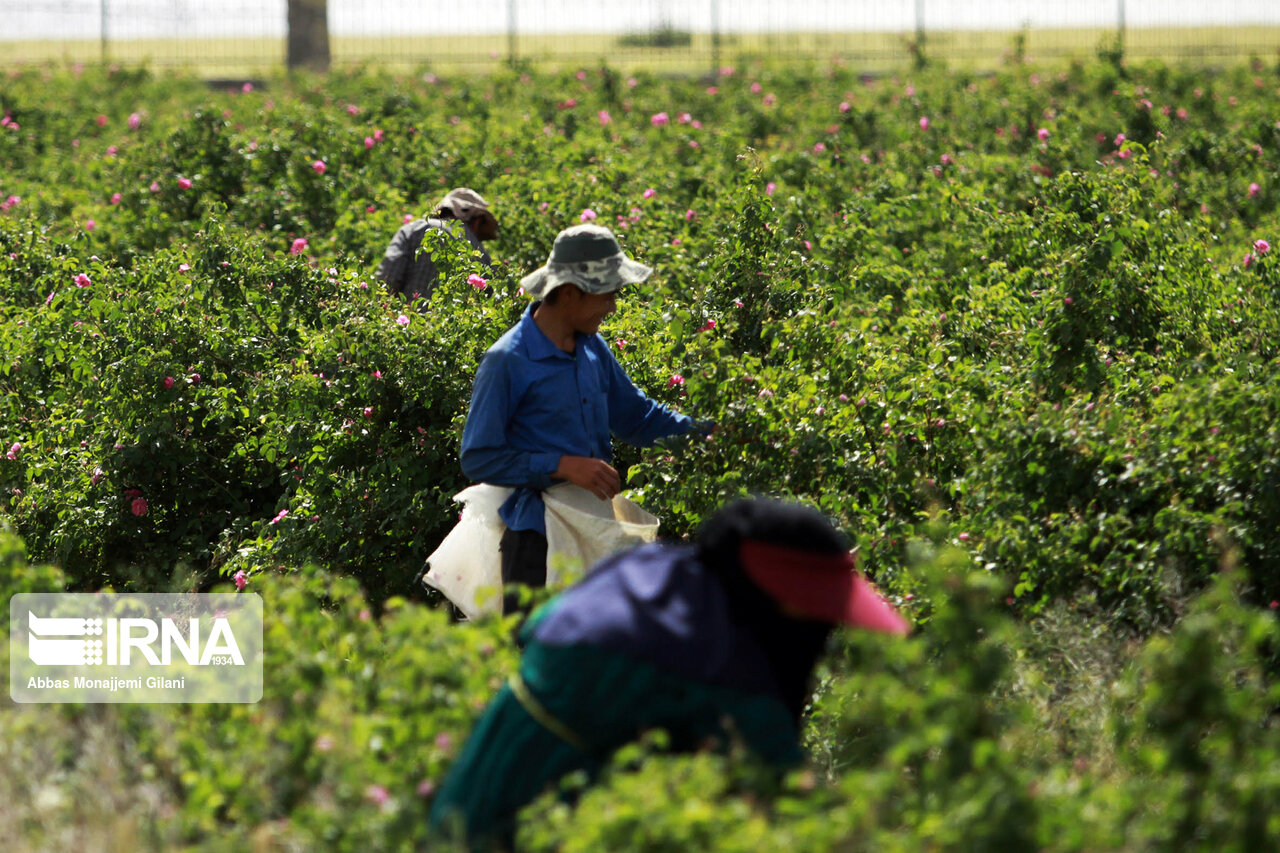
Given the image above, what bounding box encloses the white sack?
[421,484,511,620]
[543,483,659,586]
[422,482,660,618]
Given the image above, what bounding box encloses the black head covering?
[695,499,849,721]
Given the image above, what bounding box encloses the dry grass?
[0,701,180,853]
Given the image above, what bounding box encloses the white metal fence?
[2,1,1279,73]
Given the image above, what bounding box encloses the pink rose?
[233,570,248,590]
[650,112,669,126]
[468,274,487,289]
[667,374,685,387]
[312,160,326,175]
[130,497,148,516]
[642,188,656,199]
[163,376,174,389]
[128,112,141,129]
[5,442,20,460]
[919,116,930,131]
[1037,127,1050,141]
[579,208,597,222]
[396,314,410,326]
[177,177,192,190]
[75,273,91,288]
[290,237,308,255]
[1254,239,1271,255]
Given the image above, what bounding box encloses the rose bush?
[2,54,1280,848]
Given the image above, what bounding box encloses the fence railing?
[2,1,1279,76]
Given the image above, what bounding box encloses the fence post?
[913,0,926,67]
[100,0,108,64]
[508,0,517,65]
[1117,0,1126,57]
[710,0,720,78]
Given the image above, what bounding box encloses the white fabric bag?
[422,482,660,618]
[421,484,512,620]
[543,483,660,585]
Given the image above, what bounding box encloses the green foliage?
[2,57,1280,849]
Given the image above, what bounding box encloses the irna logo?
[27,611,245,667]
[12,593,263,704]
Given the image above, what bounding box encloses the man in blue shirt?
[460,224,702,609]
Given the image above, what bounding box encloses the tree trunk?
[287,0,330,72]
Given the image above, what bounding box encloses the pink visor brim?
[740,541,910,635]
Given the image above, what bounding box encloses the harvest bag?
[423,483,660,619]
[542,483,660,586]
[422,484,511,620]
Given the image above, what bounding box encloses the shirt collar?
[520,302,575,361]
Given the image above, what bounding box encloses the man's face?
[468,214,498,241]
[562,287,618,336]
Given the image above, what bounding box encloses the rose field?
[2,50,1280,850]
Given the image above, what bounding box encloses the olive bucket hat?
[519,224,653,299]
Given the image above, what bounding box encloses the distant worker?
[459,223,710,612]
[428,497,911,847]
[375,187,498,301]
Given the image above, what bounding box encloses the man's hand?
[554,456,621,501]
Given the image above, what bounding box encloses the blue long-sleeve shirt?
[461,303,693,534]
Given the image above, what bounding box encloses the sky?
[5,0,1280,41]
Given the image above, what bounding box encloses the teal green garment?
[428,632,802,844]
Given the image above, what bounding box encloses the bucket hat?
[519,224,652,299]
[436,188,497,232]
